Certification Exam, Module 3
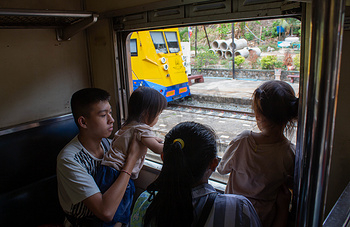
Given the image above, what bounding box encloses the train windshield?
[150,31,168,54]
[165,31,180,53]
[130,39,137,56]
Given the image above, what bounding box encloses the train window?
[150,31,168,54]
[164,31,180,53]
[127,19,301,185]
[130,39,138,56]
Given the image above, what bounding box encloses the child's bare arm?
[154,137,164,143]
[141,137,164,154]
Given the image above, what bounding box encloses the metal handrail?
[0,9,94,18]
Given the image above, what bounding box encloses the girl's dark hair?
[144,122,217,227]
[252,80,299,130]
[124,86,167,126]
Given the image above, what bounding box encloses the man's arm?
[83,134,147,222]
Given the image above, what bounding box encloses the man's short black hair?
[71,88,111,126]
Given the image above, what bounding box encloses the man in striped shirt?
[57,88,146,226]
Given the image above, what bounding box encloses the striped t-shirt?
[57,136,110,220]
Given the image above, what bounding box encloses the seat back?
[0,115,78,226]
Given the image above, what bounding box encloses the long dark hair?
[124,86,167,126]
[252,80,298,133]
[144,122,217,227]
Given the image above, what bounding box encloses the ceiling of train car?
[0,0,305,38]
[109,0,302,31]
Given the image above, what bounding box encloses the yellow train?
[130,28,191,102]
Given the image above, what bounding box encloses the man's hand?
[128,132,147,161]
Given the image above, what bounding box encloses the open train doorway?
[126,18,301,185]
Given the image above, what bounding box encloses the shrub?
[283,51,293,67]
[247,51,259,69]
[234,55,245,68]
[260,55,277,69]
[263,27,272,37]
[222,60,233,69]
[244,33,254,41]
[293,54,300,70]
[194,47,219,68]
[216,24,231,39]
[259,44,269,52]
[274,61,283,69]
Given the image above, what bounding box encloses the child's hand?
[141,137,164,154]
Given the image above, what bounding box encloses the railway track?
[167,102,256,121]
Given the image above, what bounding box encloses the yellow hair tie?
[173,138,185,149]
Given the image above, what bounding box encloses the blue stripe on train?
[133,80,191,102]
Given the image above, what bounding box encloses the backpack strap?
[195,192,218,227]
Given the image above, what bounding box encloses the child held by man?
[95,86,167,227]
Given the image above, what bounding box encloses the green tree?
[178,27,189,42]
[216,23,231,39]
[285,18,301,36]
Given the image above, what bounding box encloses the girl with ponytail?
[131,122,261,227]
[217,80,299,227]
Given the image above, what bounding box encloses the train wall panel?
[86,19,122,132]
[0,29,90,129]
[86,0,163,13]
[326,29,350,214]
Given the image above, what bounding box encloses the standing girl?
[217,80,298,227]
[95,86,167,227]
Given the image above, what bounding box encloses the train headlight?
[160,57,167,64]
[163,64,169,70]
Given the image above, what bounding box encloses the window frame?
[150,31,168,54]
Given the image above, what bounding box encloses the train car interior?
[0,0,349,226]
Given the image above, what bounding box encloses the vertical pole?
[278,25,281,40]
[232,23,235,79]
[195,26,198,57]
[203,25,211,49]
[295,0,345,226]
[259,26,262,45]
